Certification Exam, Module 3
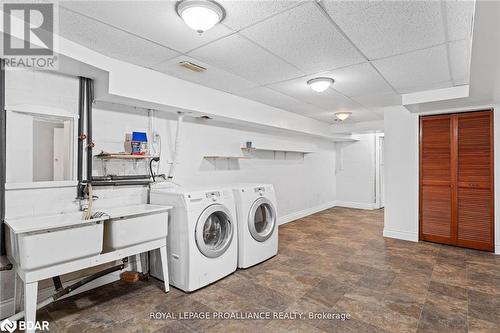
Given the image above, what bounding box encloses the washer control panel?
[206,191,221,201]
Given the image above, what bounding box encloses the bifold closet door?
[420,110,494,252]
[420,115,455,245]
[456,111,494,251]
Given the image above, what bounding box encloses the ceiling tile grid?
[322,0,446,60]
[239,2,365,74]
[235,86,324,117]
[324,62,394,97]
[55,0,476,124]
[59,7,181,68]
[371,44,452,94]
[152,55,258,94]
[267,75,363,111]
[187,33,304,85]
[219,0,302,31]
[60,1,234,53]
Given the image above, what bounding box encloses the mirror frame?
[5,104,78,190]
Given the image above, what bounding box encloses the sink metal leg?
[14,269,23,313]
[24,281,38,333]
[159,245,169,293]
[139,252,148,275]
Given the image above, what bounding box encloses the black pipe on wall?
[0,59,6,257]
[77,77,85,198]
[86,78,93,181]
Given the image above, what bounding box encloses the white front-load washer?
[232,184,278,268]
[149,185,237,292]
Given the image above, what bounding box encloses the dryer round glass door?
[195,204,234,258]
[248,197,276,242]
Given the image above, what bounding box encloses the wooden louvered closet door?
[420,110,494,252]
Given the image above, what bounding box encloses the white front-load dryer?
[232,184,278,268]
[149,186,237,292]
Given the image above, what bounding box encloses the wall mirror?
[5,104,78,188]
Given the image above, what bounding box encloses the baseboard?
[383,228,418,242]
[0,271,122,320]
[335,201,376,210]
[279,201,336,225]
[495,245,500,255]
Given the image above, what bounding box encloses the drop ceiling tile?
[326,62,393,97]
[351,92,401,108]
[235,86,322,116]
[188,33,303,85]
[445,0,475,41]
[152,56,257,94]
[323,0,445,59]
[59,8,180,67]
[448,39,470,86]
[267,75,363,111]
[240,2,365,74]
[60,1,233,53]
[371,44,452,94]
[219,0,301,31]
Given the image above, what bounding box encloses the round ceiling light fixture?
[307,77,334,92]
[335,111,352,121]
[176,0,225,34]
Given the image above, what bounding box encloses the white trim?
[335,201,376,210]
[0,271,121,320]
[495,245,500,255]
[374,133,385,209]
[383,228,418,242]
[279,201,336,225]
[5,181,78,191]
[5,104,78,119]
[402,85,470,106]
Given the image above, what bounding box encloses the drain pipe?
[77,77,85,198]
[167,112,184,182]
[0,58,11,270]
[86,78,94,182]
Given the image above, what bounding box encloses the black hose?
[149,157,160,182]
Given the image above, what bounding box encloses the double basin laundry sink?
[5,204,169,271]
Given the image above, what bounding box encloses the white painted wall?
[383,106,420,242]
[335,133,377,210]
[1,69,337,317]
[383,105,500,254]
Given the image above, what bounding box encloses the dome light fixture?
[307,77,334,92]
[176,0,225,34]
[335,111,352,121]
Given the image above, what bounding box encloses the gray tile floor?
[36,208,500,332]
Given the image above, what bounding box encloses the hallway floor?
[37,208,500,333]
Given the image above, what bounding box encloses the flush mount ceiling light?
[176,0,225,34]
[307,77,334,93]
[335,111,352,121]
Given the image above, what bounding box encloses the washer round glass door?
[248,197,276,242]
[195,204,234,258]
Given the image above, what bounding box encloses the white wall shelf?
[203,156,250,160]
[241,147,314,154]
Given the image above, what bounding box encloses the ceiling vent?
[179,61,207,72]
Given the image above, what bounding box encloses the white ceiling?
[58,0,475,124]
